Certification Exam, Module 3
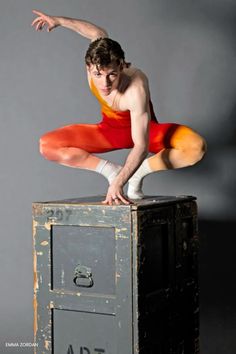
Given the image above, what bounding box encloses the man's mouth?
[101,87,111,92]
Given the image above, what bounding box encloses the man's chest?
[104,90,129,112]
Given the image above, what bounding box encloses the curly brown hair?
[85,37,131,69]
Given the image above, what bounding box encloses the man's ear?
[119,63,124,71]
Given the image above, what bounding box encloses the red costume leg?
[39,120,133,169]
[148,121,206,170]
[40,118,206,174]
[127,121,206,199]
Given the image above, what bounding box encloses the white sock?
[96,159,122,185]
[127,159,153,199]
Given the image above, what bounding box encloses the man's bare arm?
[31,10,108,40]
[103,82,150,205]
[114,114,149,187]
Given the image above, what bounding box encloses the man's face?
[87,63,123,96]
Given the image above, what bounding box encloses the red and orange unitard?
[41,78,184,162]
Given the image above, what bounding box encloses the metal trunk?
[32,196,199,354]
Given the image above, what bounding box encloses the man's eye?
[94,72,101,77]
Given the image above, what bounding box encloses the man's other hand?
[31,10,60,32]
[102,182,131,206]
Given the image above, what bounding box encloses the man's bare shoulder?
[123,67,149,86]
[121,67,150,106]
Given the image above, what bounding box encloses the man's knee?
[39,134,88,165]
[172,125,207,165]
[187,134,207,165]
[39,134,48,157]
[39,133,59,161]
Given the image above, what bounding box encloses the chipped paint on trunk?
[33,220,38,237]
[33,231,38,342]
[33,294,38,340]
[131,208,140,354]
[49,301,54,309]
[44,222,52,231]
[44,340,50,350]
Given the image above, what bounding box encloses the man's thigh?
[43,122,133,153]
[149,121,203,153]
[148,122,181,153]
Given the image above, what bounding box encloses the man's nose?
[105,76,111,87]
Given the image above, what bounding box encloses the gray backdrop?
[0,0,235,353]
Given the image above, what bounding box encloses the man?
[32,10,207,205]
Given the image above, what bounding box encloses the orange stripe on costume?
[90,79,158,123]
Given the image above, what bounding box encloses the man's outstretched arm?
[31,10,108,41]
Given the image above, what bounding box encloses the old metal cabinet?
[32,196,199,354]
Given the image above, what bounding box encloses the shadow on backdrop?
[199,219,236,354]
